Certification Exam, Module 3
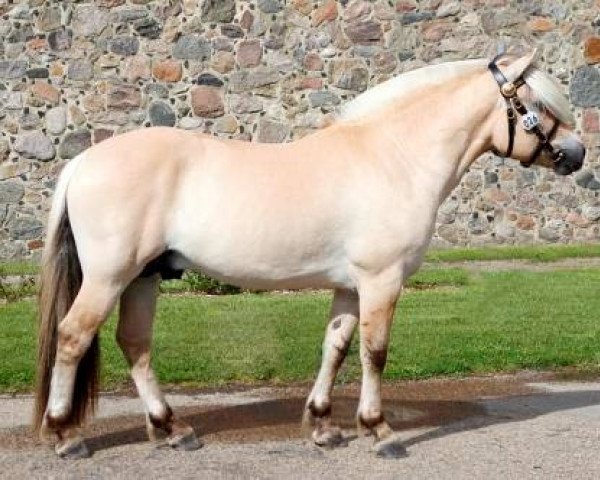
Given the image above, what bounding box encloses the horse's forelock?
[523,67,575,127]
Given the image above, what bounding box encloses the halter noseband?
[488,55,563,168]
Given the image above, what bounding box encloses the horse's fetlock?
[358,411,385,430]
[148,404,174,433]
[307,399,332,419]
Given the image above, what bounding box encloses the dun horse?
[34,50,586,458]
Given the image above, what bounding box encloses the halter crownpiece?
[488,54,563,168]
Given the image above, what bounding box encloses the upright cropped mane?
[338,56,574,126]
[338,59,486,122]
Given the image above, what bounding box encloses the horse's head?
[488,50,585,176]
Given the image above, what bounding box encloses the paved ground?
[2,373,600,479]
[434,257,600,272]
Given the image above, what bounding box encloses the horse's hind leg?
[304,288,359,447]
[117,275,201,451]
[43,279,121,458]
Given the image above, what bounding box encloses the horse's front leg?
[304,288,359,447]
[356,272,405,458]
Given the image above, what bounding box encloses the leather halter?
[488,55,563,168]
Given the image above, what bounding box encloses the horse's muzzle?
[553,137,586,176]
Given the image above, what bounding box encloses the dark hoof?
[56,438,91,460]
[313,427,347,448]
[168,431,203,451]
[373,437,407,459]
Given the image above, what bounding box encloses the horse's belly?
[171,245,351,290]
[167,153,355,289]
[169,213,352,290]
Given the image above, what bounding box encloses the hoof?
[56,438,91,460]
[167,431,202,451]
[373,436,407,459]
[313,426,346,448]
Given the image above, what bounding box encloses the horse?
[33,49,586,459]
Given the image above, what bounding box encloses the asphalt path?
[1,374,600,479]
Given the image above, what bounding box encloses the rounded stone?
[303,52,324,71]
[570,66,600,107]
[257,119,289,143]
[583,205,600,222]
[236,40,263,68]
[59,130,92,159]
[68,60,93,81]
[14,130,55,161]
[72,5,109,37]
[214,115,238,134]
[29,81,60,105]
[48,30,72,51]
[152,59,183,82]
[110,36,140,56]
[46,106,67,135]
[191,86,224,118]
[201,0,236,22]
[584,37,600,65]
[26,68,49,79]
[539,226,560,242]
[8,216,44,240]
[173,35,211,61]
[179,117,202,129]
[258,0,283,13]
[312,0,338,26]
[196,73,224,87]
[36,6,61,31]
[149,101,176,127]
[0,181,24,204]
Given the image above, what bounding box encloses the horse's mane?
[338,59,486,122]
[338,56,574,126]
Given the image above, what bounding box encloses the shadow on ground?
[4,378,600,456]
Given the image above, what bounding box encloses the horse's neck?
[359,72,496,206]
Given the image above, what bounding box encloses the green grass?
[0,261,39,276]
[425,244,600,263]
[2,268,600,392]
[2,244,600,283]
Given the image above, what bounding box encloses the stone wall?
[0,0,599,259]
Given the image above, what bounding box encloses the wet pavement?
[2,373,600,479]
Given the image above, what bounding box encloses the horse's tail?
[33,154,98,433]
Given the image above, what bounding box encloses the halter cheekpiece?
[487,55,563,168]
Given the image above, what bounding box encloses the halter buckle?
[500,82,517,98]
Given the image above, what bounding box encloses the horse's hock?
[0,0,598,259]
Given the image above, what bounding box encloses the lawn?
[1,267,600,393]
[3,243,600,279]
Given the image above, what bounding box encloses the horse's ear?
[505,48,538,81]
